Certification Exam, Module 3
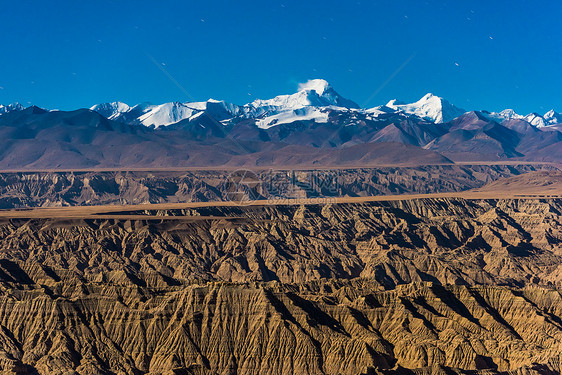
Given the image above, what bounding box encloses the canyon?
[0,184,560,374]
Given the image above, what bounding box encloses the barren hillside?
[0,196,560,374]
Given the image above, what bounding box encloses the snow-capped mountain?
[90,79,359,129]
[91,101,202,128]
[524,113,547,128]
[92,81,562,131]
[91,100,241,128]
[385,93,466,123]
[90,102,132,121]
[2,80,562,168]
[0,103,24,115]
[137,102,205,127]
[544,110,562,125]
[481,108,561,128]
[498,109,524,120]
[485,109,524,122]
[5,79,559,132]
[241,79,359,128]
[244,79,359,117]
[520,111,562,128]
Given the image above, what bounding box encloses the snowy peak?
[524,113,547,128]
[544,109,562,125]
[50,82,562,130]
[0,103,24,115]
[519,110,562,128]
[137,102,201,128]
[497,109,523,120]
[246,79,359,116]
[420,93,439,101]
[385,99,405,107]
[481,108,561,127]
[138,100,241,128]
[299,79,359,109]
[91,100,241,128]
[90,102,131,120]
[482,109,523,122]
[386,93,465,123]
[242,79,359,128]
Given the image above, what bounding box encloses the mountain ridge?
[0,80,561,168]
[3,80,561,130]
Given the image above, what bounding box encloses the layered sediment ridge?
[0,164,554,209]
[0,198,560,288]
[0,198,559,373]
[0,281,561,374]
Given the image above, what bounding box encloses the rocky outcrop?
[0,164,555,209]
[0,280,561,374]
[0,197,560,374]
[1,198,561,288]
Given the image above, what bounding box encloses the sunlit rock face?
[0,196,560,373]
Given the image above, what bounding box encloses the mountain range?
[84,79,560,129]
[0,79,561,169]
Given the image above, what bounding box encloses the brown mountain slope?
[0,108,453,169]
[2,106,562,169]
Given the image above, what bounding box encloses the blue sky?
[0,0,560,114]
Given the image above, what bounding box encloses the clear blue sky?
[0,0,560,114]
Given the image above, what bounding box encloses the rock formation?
[0,197,560,373]
[0,164,554,209]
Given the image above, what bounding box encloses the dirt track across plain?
[0,191,559,220]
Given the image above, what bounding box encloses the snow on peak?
[89,99,241,128]
[483,109,524,122]
[523,111,562,127]
[90,102,131,120]
[297,79,331,95]
[0,103,24,115]
[385,99,405,107]
[245,79,358,119]
[524,113,547,128]
[138,102,204,128]
[420,93,437,100]
[498,109,523,120]
[386,93,465,123]
[544,109,562,125]
[485,109,561,127]
[240,79,359,128]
